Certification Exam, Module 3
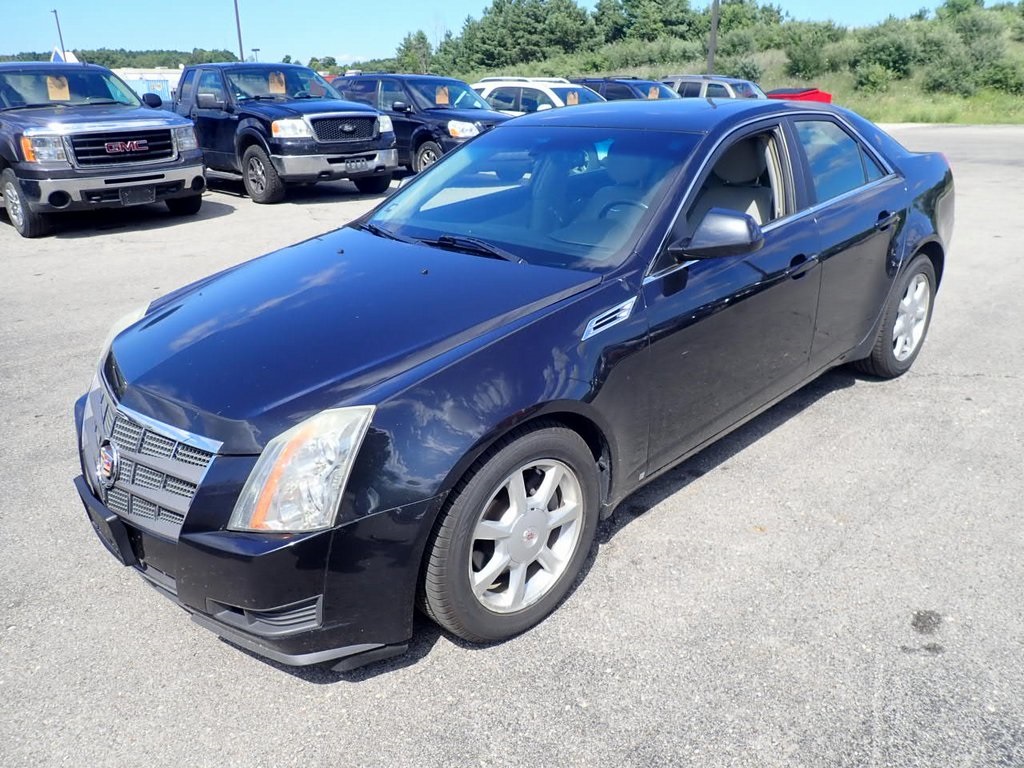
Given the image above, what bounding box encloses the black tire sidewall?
[241,145,284,204]
[415,141,442,173]
[439,428,600,641]
[2,168,46,237]
[353,174,392,195]
[876,255,937,376]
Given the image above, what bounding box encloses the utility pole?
[51,9,67,62]
[251,48,260,62]
[706,0,720,75]
[233,0,245,62]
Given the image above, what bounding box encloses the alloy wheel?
[893,272,931,361]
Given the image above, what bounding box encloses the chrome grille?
[70,129,175,166]
[84,387,219,540]
[310,116,376,143]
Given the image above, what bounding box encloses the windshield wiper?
[420,234,525,264]
[1,103,60,111]
[80,99,123,105]
[351,221,414,243]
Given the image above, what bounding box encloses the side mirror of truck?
[390,101,412,113]
[196,92,225,110]
[142,93,163,109]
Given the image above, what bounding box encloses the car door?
[787,117,907,370]
[192,69,237,171]
[378,78,419,161]
[483,86,522,116]
[641,122,822,474]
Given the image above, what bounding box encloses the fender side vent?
[582,297,638,341]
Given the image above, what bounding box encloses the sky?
[2,0,940,65]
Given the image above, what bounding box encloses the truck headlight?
[20,134,67,163]
[271,118,313,138]
[173,125,198,151]
[377,115,393,133]
[228,406,375,532]
[448,120,479,139]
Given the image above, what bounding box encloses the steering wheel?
[598,200,648,219]
[292,89,311,98]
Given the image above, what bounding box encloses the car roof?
[338,73,465,83]
[0,61,110,72]
[188,62,312,70]
[664,74,753,85]
[504,97,846,132]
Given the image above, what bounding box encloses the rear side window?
[795,120,887,204]
[603,83,634,100]
[706,83,729,98]
[339,78,377,106]
[678,81,701,98]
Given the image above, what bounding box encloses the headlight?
[173,125,198,151]
[228,406,375,533]
[377,115,394,134]
[271,118,313,138]
[448,120,479,139]
[99,304,148,359]
[20,134,67,163]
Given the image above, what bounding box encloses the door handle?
[787,254,818,280]
[875,211,900,231]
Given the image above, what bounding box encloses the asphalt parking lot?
[1,124,1023,767]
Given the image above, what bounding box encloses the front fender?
[234,121,271,157]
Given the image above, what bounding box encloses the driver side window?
[379,79,406,111]
[197,70,225,102]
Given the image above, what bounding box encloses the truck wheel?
[414,141,442,173]
[353,174,392,195]
[241,145,285,204]
[1,168,50,238]
[165,194,203,216]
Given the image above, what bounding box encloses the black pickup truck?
[0,62,205,238]
[173,63,397,203]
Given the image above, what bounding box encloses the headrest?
[713,138,767,185]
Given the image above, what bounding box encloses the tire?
[421,423,600,643]
[241,145,285,204]
[1,168,50,238]
[413,141,442,174]
[853,254,937,379]
[165,194,203,216]
[353,174,392,195]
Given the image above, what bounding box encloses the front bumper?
[270,148,398,182]
[74,386,444,672]
[15,160,206,213]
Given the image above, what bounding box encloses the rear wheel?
[413,141,442,173]
[853,254,936,378]
[421,424,600,643]
[353,174,392,195]
[1,168,50,238]
[241,145,285,204]
[165,194,203,216]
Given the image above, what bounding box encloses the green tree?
[594,0,628,43]
[396,31,433,72]
[282,54,293,64]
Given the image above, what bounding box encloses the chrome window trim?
[645,109,901,280]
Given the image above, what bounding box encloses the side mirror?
[142,92,163,109]
[390,101,412,113]
[667,208,765,261]
[196,92,225,110]
[537,103,553,111]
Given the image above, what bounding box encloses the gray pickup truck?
[0,61,205,237]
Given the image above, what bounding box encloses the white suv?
[472,77,605,116]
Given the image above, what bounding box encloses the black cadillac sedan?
[75,98,953,671]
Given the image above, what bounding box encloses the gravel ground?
[0,125,1022,767]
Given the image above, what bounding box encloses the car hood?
[110,227,597,453]
[5,104,191,131]
[238,98,376,120]
[423,107,511,127]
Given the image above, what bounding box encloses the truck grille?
[86,387,217,540]
[310,116,376,143]
[70,129,175,166]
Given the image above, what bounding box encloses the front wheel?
[241,145,285,204]
[1,168,50,238]
[353,174,392,195]
[421,424,600,643]
[413,141,442,173]
[165,194,203,216]
[853,254,937,378]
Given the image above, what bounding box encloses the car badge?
[96,440,120,489]
[341,123,356,134]
[105,139,149,154]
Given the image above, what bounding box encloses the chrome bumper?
[23,162,206,209]
[270,149,398,180]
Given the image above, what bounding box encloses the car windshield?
[367,125,699,273]
[407,79,491,110]
[225,66,341,101]
[551,86,604,106]
[733,81,767,99]
[0,68,140,109]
